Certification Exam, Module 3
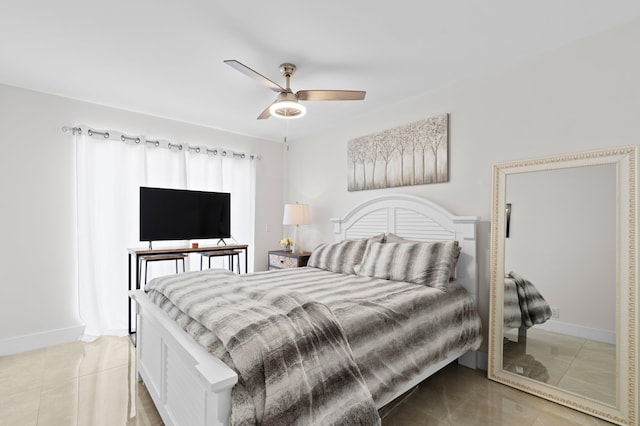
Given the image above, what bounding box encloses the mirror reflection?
[502,164,616,405]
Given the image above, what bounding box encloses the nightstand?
[268,250,312,270]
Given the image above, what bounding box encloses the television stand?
[217,238,227,246]
[127,243,249,336]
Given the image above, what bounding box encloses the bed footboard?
[130,290,238,426]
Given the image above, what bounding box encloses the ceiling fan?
[224,60,366,120]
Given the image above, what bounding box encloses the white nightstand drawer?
[267,250,311,270]
[269,253,299,269]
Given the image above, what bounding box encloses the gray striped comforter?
[503,271,552,329]
[145,267,482,424]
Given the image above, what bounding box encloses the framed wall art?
[347,113,449,191]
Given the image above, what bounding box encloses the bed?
[130,194,482,426]
[503,271,552,344]
[501,272,553,381]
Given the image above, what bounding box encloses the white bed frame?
[130,194,480,426]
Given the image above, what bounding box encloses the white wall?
[0,84,285,349]
[285,18,640,353]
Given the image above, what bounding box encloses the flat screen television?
[140,187,231,243]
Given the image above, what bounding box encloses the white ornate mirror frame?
[488,146,638,425]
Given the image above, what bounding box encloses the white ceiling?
[2,1,640,143]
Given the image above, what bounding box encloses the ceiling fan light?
[269,101,306,119]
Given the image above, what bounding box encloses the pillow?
[384,233,408,243]
[355,240,460,290]
[307,239,368,274]
[369,233,386,243]
[448,243,462,280]
[382,234,461,280]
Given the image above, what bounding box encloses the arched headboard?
[330,194,480,305]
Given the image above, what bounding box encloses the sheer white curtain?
[187,152,256,270]
[76,129,255,338]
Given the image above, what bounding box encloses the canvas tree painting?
[347,113,449,191]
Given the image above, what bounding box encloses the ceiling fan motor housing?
[280,63,296,78]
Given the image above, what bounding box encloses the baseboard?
[535,320,615,345]
[458,351,477,369]
[476,350,488,371]
[0,325,85,356]
[458,350,488,371]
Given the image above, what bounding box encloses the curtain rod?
[62,125,261,160]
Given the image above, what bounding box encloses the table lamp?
[283,203,310,254]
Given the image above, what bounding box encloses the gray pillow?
[383,233,407,243]
[382,234,461,280]
[307,239,368,274]
[369,233,386,243]
[355,240,460,290]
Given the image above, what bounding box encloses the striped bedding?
[145,266,482,423]
[146,269,380,426]
[243,267,482,407]
[503,271,552,329]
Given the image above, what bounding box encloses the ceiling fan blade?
[257,102,274,120]
[297,90,366,101]
[224,60,284,93]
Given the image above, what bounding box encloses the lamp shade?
[283,203,310,225]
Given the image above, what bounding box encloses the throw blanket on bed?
[242,268,482,408]
[504,271,552,329]
[145,269,380,426]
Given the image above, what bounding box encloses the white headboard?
[330,194,480,305]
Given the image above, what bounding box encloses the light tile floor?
[381,362,613,425]
[1,336,613,425]
[502,328,616,406]
[0,336,162,426]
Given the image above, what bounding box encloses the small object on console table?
[268,250,311,270]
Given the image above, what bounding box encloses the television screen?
[140,187,231,242]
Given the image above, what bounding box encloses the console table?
[127,244,249,336]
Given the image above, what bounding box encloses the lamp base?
[292,224,303,255]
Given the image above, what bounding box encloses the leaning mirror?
[488,146,638,425]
